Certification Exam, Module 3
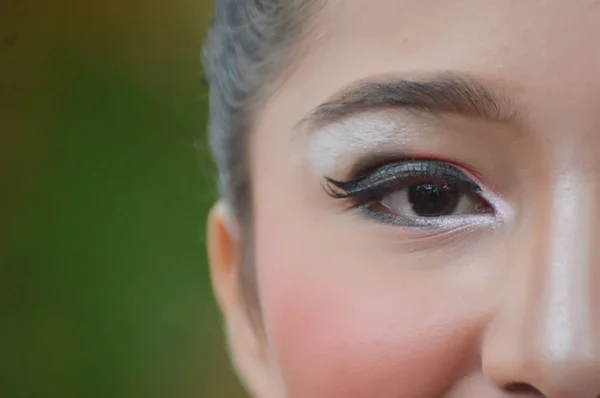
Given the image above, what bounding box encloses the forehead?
[252,0,600,166]
[266,0,600,116]
[310,0,600,71]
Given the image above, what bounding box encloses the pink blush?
[257,247,485,398]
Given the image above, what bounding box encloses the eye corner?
[322,177,350,199]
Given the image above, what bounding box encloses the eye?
[324,159,496,228]
[377,181,491,218]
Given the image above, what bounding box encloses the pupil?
[408,183,460,216]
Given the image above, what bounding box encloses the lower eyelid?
[356,206,497,229]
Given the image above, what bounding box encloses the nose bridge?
[539,176,598,364]
[484,175,600,395]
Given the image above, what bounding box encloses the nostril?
[503,382,544,396]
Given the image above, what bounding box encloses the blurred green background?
[1,0,247,397]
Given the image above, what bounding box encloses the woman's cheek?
[256,227,487,398]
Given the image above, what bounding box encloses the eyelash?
[323,159,495,229]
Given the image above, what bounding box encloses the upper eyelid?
[325,159,481,196]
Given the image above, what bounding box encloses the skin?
[208,1,600,397]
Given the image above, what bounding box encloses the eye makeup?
[305,112,512,230]
[324,158,498,229]
[305,113,434,177]
[325,160,480,203]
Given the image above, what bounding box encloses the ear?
[207,201,281,398]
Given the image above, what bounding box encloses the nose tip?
[483,320,600,397]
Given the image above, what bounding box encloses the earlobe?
[207,201,240,312]
[206,201,281,397]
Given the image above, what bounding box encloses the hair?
[202,0,320,327]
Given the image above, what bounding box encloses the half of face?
[210,0,600,397]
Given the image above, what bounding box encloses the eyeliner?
[325,159,480,204]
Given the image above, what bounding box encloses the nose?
[483,177,600,398]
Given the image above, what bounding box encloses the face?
[214,1,600,397]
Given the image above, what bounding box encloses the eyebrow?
[298,75,517,131]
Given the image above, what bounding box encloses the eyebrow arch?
[298,74,517,131]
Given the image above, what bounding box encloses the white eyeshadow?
[306,114,417,177]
